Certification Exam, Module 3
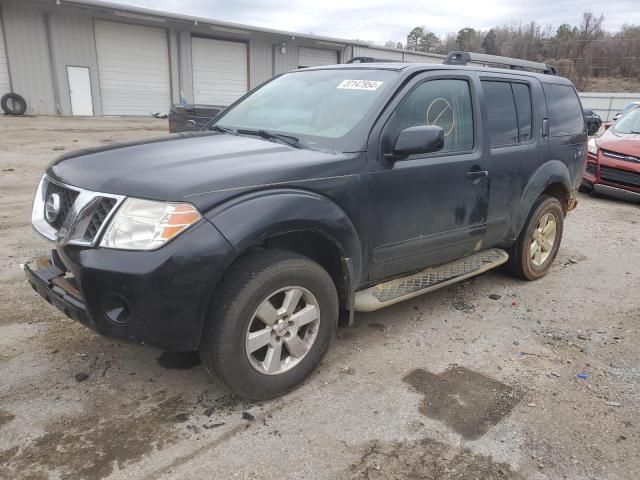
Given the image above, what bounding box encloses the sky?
[116,0,637,45]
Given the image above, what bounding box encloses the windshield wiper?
[236,129,308,149]
[209,125,237,135]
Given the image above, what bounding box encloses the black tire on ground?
[1,93,27,116]
[506,195,564,281]
[199,249,339,400]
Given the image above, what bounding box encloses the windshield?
[214,69,397,150]
[614,108,640,134]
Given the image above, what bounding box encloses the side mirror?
[386,125,444,160]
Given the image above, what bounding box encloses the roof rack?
[444,51,556,75]
[346,56,402,64]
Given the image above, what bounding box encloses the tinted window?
[543,84,584,136]
[583,109,593,116]
[482,81,518,146]
[512,83,532,142]
[394,79,474,153]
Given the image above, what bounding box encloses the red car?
[583,106,640,199]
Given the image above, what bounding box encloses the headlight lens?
[100,198,202,250]
[587,138,598,155]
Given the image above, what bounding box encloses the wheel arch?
[507,160,572,241]
[205,188,362,319]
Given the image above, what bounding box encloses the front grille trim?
[32,176,125,246]
[602,149,640,165]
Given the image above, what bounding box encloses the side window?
[394,79,474,153]
[543,84,585,136]
[512,83,532,142]
[482,81,518,146]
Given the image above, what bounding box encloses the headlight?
[587,138,598,155]
[100,198,202,250]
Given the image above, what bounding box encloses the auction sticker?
[336,79,383,91]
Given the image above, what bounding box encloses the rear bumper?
[25,220,236,351]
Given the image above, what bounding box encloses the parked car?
[583,105,640,198]
[168,103,226,133]
[612,101,640,122]
[583,109,602,135]
[26,53,586,399]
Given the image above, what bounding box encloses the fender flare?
[508,159,572,239]
[204,188,363,286]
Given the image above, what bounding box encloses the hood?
[48,132,353,210]
[597,128,640,157]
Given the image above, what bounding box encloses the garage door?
[298,47,338,68]
[192,37,247,105]
[0,16,10,95]
[94,21,170,115]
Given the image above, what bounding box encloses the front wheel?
[199,249,338,400]
[506,195,564,280]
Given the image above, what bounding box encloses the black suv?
[26,53,586,399]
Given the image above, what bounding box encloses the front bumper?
[583,151,640,196]
[25,220,236,351]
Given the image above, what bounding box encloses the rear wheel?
[506,195,564,280]
[199,249,338,400]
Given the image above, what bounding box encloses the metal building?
[0,0,444,116]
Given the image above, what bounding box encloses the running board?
[354,248,509,312]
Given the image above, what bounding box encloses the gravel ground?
[0,116,639,480]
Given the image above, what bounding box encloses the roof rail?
[444,51,556,75]
[346,56,402,64]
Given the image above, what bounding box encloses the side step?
[354,248,509,312]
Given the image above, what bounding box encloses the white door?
[94,20,170,115]
[67,66,93,116]
[298,47,338,68]
[191,37,247,105]
[0,16,10,95]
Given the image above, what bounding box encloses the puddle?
[348,437,521,479]
[404,366,522,440]
[0,396,189,480]
[157,351,202,370]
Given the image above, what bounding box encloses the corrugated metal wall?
[350,45,444,64]
[1,0,442,116]
[578,92,640,121]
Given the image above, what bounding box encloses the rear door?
[479,75,547,245]
[366,71,489,281]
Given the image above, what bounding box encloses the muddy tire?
[199,249,338,400]
[506,195,564,281]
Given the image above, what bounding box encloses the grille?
[83,198,117,241]
[45,181,79,229]
[600,166,640,188]
[602,150,640,165]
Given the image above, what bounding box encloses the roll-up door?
[298,47,338,68]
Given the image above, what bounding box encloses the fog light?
[101,293,129,326]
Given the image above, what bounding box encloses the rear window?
[482,80,533,146]
[543,84,584,136]
[482,81,518,146]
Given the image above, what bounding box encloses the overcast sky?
[118,0,637,44]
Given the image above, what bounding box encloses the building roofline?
[47,0,443,59]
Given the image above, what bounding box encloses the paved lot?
[1,116,639,480]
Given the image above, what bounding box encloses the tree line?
[385,12,639,91]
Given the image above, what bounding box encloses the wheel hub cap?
[245,286,321,376]
[530,213,557,267]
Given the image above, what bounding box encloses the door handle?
[465,170,489,180]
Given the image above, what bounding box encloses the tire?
[1,93,27,116]
[506,195,564,281]
[199,249,339,400]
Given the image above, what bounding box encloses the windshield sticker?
[336,80,383,91]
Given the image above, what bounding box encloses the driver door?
[366,73,490,281]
